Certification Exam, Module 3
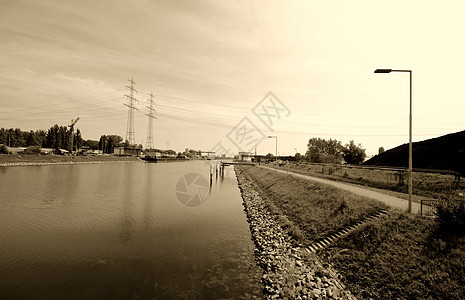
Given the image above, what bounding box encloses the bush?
[0,145,9,154]
[435,199,465,231]
[23,146,41,155]
[342,140,366,164]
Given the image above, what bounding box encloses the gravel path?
[260,166,422,214]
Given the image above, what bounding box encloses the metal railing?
[297,161,460,179]
[420,199,439,216]
[286,161,462,183]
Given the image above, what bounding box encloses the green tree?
[99,135,123,154]
[45,124,59,149]
[0,145,9,154]
[26,130,39,146]
[57,126,69,150]
[305,138,343,163]
[35,130,46,147]
[99,135,108,153]
[82,139,99,150]
[0,128,5,145]
[342,140,366,164]
[0,128,46,147]
[74,128,82,151]
[14,128,25,147]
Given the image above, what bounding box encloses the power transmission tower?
[145,92,156,149]
[124,77,139,145]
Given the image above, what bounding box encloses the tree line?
[0,126,84,151]
[305,137,367,164]
[0,126,135,154]
[0,126,186,156]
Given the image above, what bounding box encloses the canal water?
[0,161,262,299]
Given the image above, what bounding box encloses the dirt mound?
[364,130,465,175]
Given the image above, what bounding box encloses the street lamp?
[374,68,413,213]
[268,135,278,161]
[254,145,257,163]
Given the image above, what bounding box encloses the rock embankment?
[235,167,355,299]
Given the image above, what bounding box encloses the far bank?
[0,154,141,167]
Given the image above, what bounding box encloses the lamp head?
[374,69,392,73]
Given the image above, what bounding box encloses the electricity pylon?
[145,92,156,150]
[124,77,138,145]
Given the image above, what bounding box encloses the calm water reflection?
[0,161,262,299]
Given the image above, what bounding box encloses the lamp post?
[255,145,257,163]
[268,135,278,161]
[374,68,413,213]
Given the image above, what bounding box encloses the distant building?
[238,152,253,161]
[113,146,142,157]
[79,146,90,156]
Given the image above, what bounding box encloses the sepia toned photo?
[1,1,465,299]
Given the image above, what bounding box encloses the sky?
[1,0,465,157]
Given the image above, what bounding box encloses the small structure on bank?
[238,152,254,162]
[113,146,142,157]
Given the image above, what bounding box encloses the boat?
[141,156,157,163]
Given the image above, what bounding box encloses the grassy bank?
[0,154,141,165]
[268,161,464,201]
[320,213,465,299]
[237,165,387,243]
[239,165,465,299]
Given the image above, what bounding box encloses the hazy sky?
[1,0,464,156]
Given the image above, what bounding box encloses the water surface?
[0,161,262,299]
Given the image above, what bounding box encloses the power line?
[0,97,124,120]
[1,91,120,114]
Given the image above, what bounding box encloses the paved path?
[260,166,422,214]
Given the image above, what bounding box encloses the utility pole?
[255,145,257,162]
[124,77,139,146]
[145,92,156,150]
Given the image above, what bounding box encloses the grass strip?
[238,165,387,243]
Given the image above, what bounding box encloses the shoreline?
[0,154,195,167]
[235,166,354,299]
[0,155,142,167]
